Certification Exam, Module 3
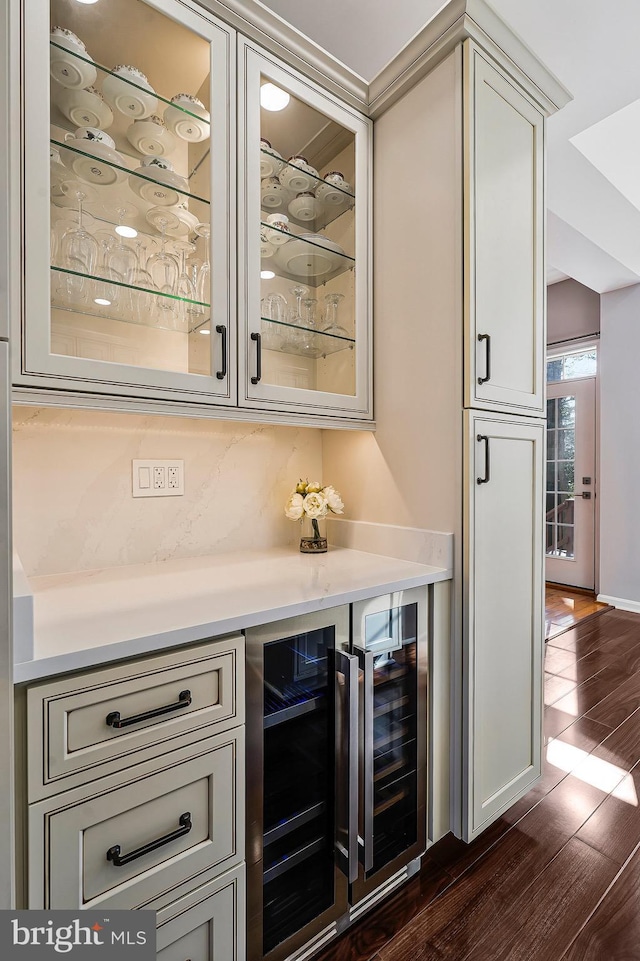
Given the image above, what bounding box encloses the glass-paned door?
[23,0,235,402]
[546,378,596,588]
[261,627,337,957]
[350,589,427,903]
[239,41,371,417]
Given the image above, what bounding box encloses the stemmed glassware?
[281,284,309,353]
[321,292,348,337]
[147,216,180,323]
[129,238,157,325]
[194,222,211,307]
[58,181,99,305]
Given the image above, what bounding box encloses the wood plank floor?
[545,584,612,640]
[317,608,640,961]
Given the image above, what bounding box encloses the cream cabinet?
[13,0,373,424]
[463,413,544,837]
[464,43,545,416]
[21,634,246,937]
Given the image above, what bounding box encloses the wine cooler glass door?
[351,588,428,904]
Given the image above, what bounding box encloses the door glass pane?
[546,393,576,559]
[262,628,335,955]
[50,0,213,374]
[259,77,356,395]
[365,604,419,876]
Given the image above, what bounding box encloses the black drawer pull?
[106,812,192,867]
[106,690,192,729]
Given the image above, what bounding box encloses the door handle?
[106,812,192,867]
[335,650,359,884]
[477,333,491,384]
[354,645,374,874]
[215,324,227,380]
[250,331,262,384]
[476,434,490,485]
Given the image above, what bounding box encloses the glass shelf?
[50,40,211,126]
[261,317,354,357]
[261,200,351,234]
[262,150,354,200]
[51,138,210,207]
[260,221,354,287]
[51,266,210,333]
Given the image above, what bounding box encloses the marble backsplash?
[12,407,323,577]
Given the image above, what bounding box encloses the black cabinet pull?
[477,333,491,384]
[106,690,192,729]
[476,434,490,485]
[251,331,262,384]
[106,812,192,867]
[215,324,227,380]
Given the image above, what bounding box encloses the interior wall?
[12,407,322,577]
[599,283,640,607]
[547,278,600,345]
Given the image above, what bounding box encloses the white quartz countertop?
[14,546,451,683]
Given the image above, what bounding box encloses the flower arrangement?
[285,479,344,553]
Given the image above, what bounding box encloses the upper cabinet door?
[238,40,372,418]
[21,0,236,403]
[464,43,545,416]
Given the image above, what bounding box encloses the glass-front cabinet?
[239,42,372,418]
[22,0,235,403]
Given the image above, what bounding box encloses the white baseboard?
[597,594,640,615]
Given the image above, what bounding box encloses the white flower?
[285,491,304,520]
[306,481,322,493]
[323,485,344,515]
[303,491,327,518]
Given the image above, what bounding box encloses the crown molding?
[193,0,369,112]
[368,0,571,118]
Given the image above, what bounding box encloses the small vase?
[300,513,327,553]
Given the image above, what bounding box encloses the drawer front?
[156,865,245,961]
[29,730,244,910]
[26,635,244,801]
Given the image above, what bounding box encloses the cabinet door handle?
[106,812,192,867]
[250,331,262,384]
[354,645,374,873]
[215,324,227,380]
[106,690,192,729]
[335,650,359,884]
[476,434,490,485]
[477,333,491,384]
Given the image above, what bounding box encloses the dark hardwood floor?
[545,584,612,640]
[317,608,640,961]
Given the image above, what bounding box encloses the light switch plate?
[132,459,184,497]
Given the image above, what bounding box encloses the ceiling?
[260,0,640,294]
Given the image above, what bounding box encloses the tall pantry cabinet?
[324,4,570,842]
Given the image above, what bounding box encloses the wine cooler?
[246,588,428,961]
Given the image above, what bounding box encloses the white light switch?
[132,460,184,498]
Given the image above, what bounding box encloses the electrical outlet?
[132,460,184,498]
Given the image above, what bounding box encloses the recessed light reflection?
[199,328,210,335]
[76,0,99,4]
[94,297,111,306]
[260,83,290,112]
[115,224,138,239]
[261,270,275,280]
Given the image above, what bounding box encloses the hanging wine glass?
[299,296,321,357]
[93,229,120,313]
[194,222,211,307]
[58,181,99,306]
[147,216,180,322]
[129,238,157,326]
[173,240,199,329]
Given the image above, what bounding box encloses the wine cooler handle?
[335,650,359,884]
[354,645,374,874]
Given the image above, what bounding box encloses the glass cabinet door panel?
[240,43,371,417]
[23,0,234,401]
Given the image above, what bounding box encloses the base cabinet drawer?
[26,635,244,802]
[156,865,245,961]
[28,729,244,910]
